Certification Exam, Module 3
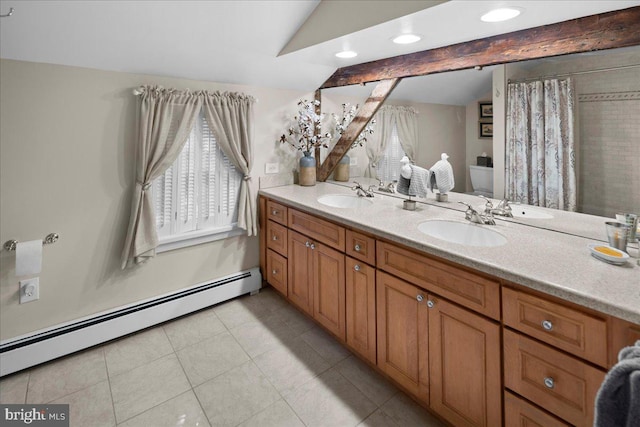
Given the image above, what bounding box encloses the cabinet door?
[313,243,346,340]
[346,256,376,364]
[376,271,428,402]
[428,296,501,427]
[288,230,313,315]
[266,249,287,296]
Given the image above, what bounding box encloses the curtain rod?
[507,63,640,84]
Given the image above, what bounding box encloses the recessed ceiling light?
[480,8,522,23]
[393,34,421,45]
[335,50,358,59]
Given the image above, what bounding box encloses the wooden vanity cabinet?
[502,285,619,427]
[260,197,640,427]
[428,296,501,427]
[287,229,346,340]
[346,256,377,364]
[376,269,502,426]
[287,230,315,316]
[376,271,429,402]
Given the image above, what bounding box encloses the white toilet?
[469,165,494,198]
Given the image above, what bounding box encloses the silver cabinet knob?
[272,210,278,215]
[354,244,361,252]
[427,300,435,308]
[305,241,310,247]
[416,295,424,302]
[310,243,315,250]
[544,377,555,389]
[542,320,553,331]
[272,270,277,275]
[354,264,361,272]
[272,235,278,241]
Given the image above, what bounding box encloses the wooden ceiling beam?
[320,6,640,88]
[317,78,400,182]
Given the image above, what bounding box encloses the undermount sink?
[317,194,373,209]
[418,220,507,247]
[510,205,554,219]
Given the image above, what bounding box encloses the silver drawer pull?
[544,377,555,389]
[272,235,278,241]
[272,210,278,215]
[542,320,553,331]
[354,244,361,252]
[427,300,435,308]
[305,241,310,247]
[354,265,361,272]
[310,243,315,250]
[416,295,424,302]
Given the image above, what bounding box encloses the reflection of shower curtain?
[506,78,577,211]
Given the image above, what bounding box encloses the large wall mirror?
[323,44,640,219]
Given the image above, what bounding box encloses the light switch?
[265,163,279,174]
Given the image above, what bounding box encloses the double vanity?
[258,181,639,427]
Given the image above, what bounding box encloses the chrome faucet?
[494,198,513,217]
[479,195,513,218]
[458,202,495,225]
[377,180,396,193]
[351,181,375,197]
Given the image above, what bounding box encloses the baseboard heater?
[0,267,262,377]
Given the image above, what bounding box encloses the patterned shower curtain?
[506,78,577,211]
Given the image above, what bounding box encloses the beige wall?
[0,59,318,340]
[0,59,469,341]
[388,101,466,192]
[465,92,493,193]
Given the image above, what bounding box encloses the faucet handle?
[351,181,362,190]
[478,195,493,209]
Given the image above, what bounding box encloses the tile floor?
[0,287,445,427]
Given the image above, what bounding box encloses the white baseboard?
[0,268,262,377]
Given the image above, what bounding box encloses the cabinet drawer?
[266,200,288,225]
[503,287,608,367]
[266,220,288,257]
[346,229,376,266]
[504,330,605,427]
[377,241,500,319]
[504,391,570,427]
[288,208,345,251]
[266,249,287,296]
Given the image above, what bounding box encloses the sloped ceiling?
[1,0,638,105]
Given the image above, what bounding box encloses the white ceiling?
[1,0,638,105]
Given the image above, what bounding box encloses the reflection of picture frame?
[479,122,493,138]
[479,101,493,118]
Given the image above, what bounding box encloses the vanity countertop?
[259,182,640,324]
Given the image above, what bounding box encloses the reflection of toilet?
[469,165,494,197]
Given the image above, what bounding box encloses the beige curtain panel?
[365,105,418,178]
[121,86,256,269]
[202,92,257,236]
[364,106,395,178]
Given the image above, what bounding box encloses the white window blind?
[376,122,406,182]
[152,110,242,242]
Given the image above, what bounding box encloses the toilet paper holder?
[4,233,59,251]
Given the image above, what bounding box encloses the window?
[152,110,243,251]
[376,122,406,182]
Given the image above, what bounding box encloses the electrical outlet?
[19,277,39,304]
[265,163,279,174]
[349,157,358,166]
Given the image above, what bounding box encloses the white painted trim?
[156,226,245,253]
[0,268,262,377]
